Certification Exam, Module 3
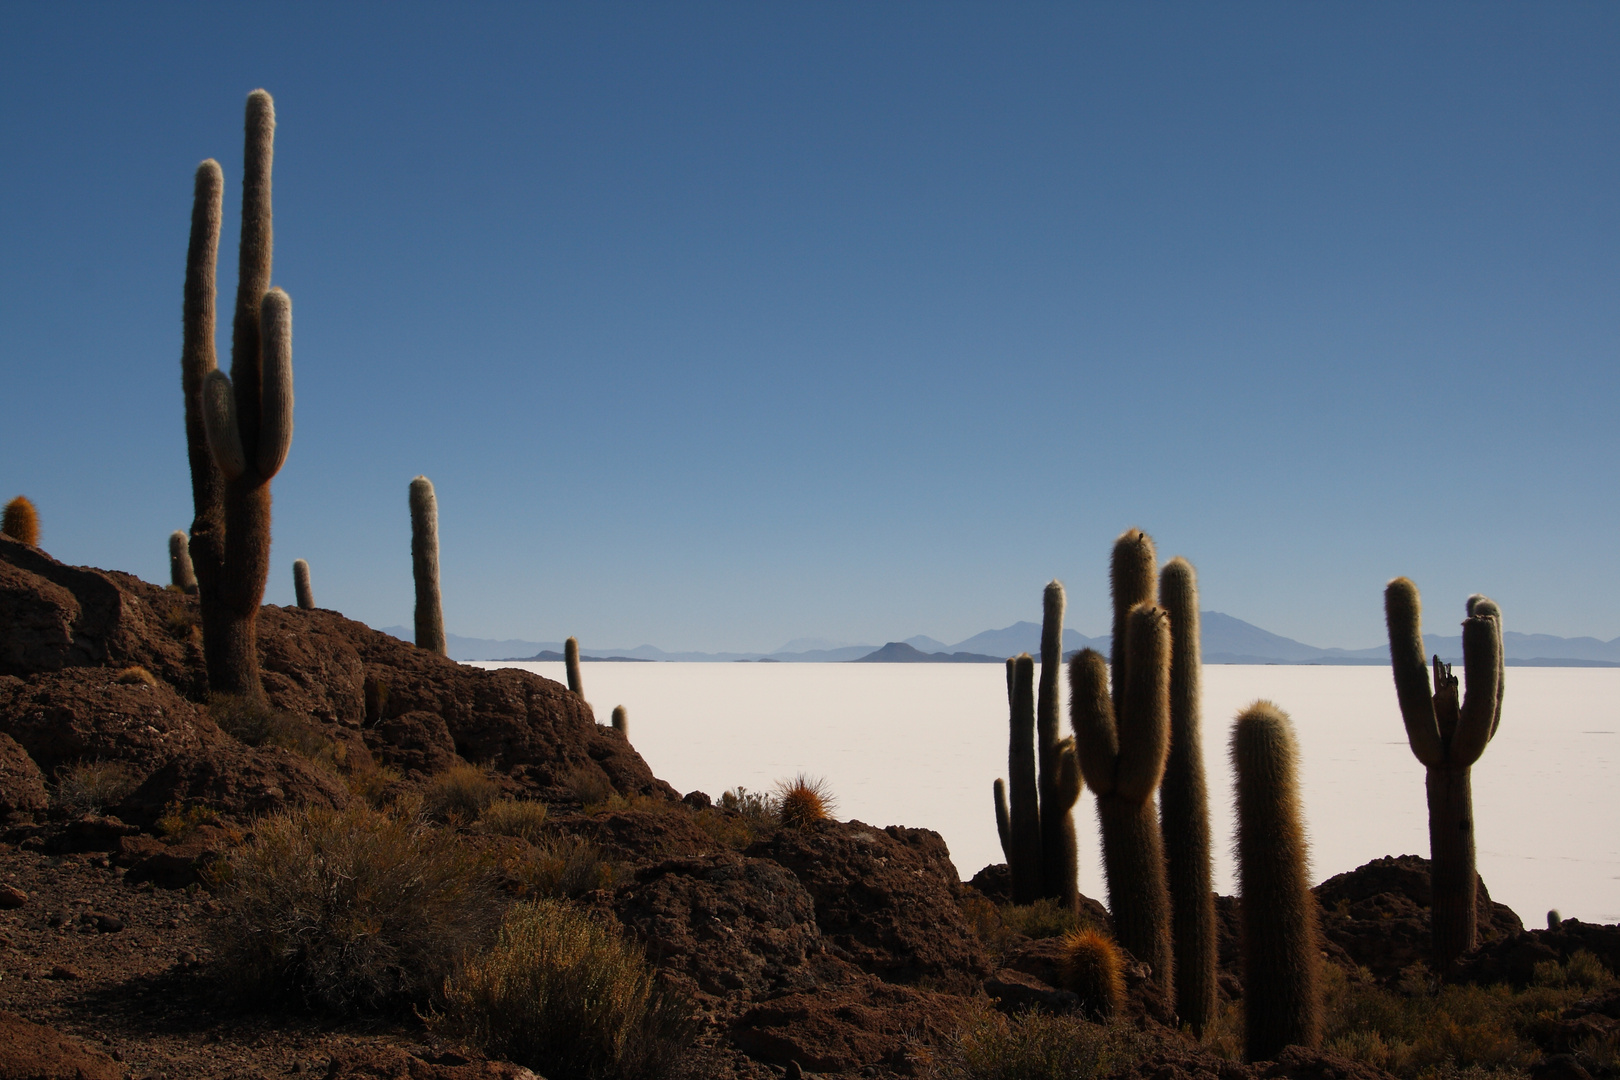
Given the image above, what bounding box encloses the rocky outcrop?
[0,1011,123,1080]
[0,731,47,817]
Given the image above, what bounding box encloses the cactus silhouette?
[1231,700,1321,1061]
[1158,556,1216,1034]
[292,559,314,610]
[1037,580,1082,908]
[1004,653,1042,904]
[3,497,39,547]
[1059,929,1126,1020]
[611,704,628,736]
[565,637,584,696]
[1384,578,1503,971]
[1070,528,1173,992]
[410,476,446,654]
[169,531,197,593]
[189,90,293,700]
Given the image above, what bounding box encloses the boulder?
[0,1011,122,1080]
[0,666,218,776]
[115,741,351,828]
[0,730,47,817]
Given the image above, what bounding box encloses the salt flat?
[476,661,1619,925]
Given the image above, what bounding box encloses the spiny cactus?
[776,774,835,828]
[1158,556,1216,1034]
[1070,528,1173,993]
[410,476,446,655]
[1384,577,1503,971]
[169,531,198,593]
[1037,580,1082,909]
[1059,928,1126,1020]
[611,704,627,736]
[292,558,314,610]
[1231,700,1321,1061]
[1004,653,1042,904]
[188,90,293,700]
[2,496,39,547]
[564,637,583,696]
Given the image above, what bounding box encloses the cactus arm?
[230,90,275,464]
[169,531,198,593]
[1114,604,1171,803]
[255,288,293,479]
[993,778,1011,861]
[181,161,224,539]
[1385,578,1445,768]
[201,369,248,481]
[1109,529,1157,706]
[1451,612,1502,766]
[1468,596,1506,741]
[1037,580,1066,823]
[1068,649,1119,795]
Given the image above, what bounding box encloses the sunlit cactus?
[169,531,197,593]
[2,496,40,547]
[1231,700,1321,1061]
[776,774,835,829]
[1384,577,1504,971]
[611,704,628,737]
[1158,555,1216,1034]
[410,476,446,655]
[292,558,313,610]
[565,637,583,696]
[1059,928,1126,1020]
[1037,580,1082,908]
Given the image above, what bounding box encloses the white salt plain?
[475,662,1619,925]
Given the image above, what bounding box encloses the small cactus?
[1059,929,1126,1020]
[292,558,314,610]
[776,774,835,828]
[410,476,446,655]
[1385,578,1503,971]
[2,496,39,547]
[169,531,198,593]
[565,637,583,696]
[1548,910,1562,931]
[1231,700,1321,1062]
[611,704,628,736]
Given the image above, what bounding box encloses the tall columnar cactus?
[3,496,40,547]
[1070,528,1173,992]
[1384,578,1504,971]
[410,476,446,655]
[169,531,198,593]
[1231,700,1322,1062]
[292,558,314,610]
[192,90,293,700]
[1037,580,1082,907]
[565,637,584,696]
[1003,654,1043,904]
[1158,556,1216,1034]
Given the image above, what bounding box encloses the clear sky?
[2,3,1617,652]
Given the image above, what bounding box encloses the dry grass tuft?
[505,834,619,899]
[476,798,549,841]
[920,999,1148,1080]
[209,695,345,772]
[207,802,500,1014]
[53,760,139,815]
[115,665,157,686]
[424,762,503,823]
[774,773,835,828]
[435,898,697,1080]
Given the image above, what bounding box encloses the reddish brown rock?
[321,1046,539,1079]
[0,1011,122,1080]
[364,710,461,778]
[0,666,217,776]
[0,730,47,817]
[114,741,351,828]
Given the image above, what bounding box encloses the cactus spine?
[1158,556,1216,1034]
[611,705,628,736]
[1384,578,1503,971]
[565,636,584,696]
[410,476,446,655]
[2,497,40,547]
[1059,929,1126,1020]
[292,558,314,610]
[1037,581,1082,909]
[187,90,293,700]
[169,531,198,593]
[1231,700,1321,1061]
[1070,528,1173,992]
[1005,653,1042,904]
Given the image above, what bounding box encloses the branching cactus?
[292,559,314,610]
[1159,556,1216,1034]
[565,637,584,696]
[1070,529,1173,992]
[1231,700,1322,1061]
[1384,578,1504,971]
[169,531,198,594]
[410,477,446,655]
[191,90,292,700]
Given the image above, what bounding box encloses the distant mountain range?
[378,617,1620,667]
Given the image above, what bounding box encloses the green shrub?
[424,762,502,823]
[53,761,139,815]
[476,797,549,841]
[435,898,696,1080]
[922,1000,1147,1080]
[207,803,499,1013]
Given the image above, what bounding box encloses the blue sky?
[2,3,1617,652]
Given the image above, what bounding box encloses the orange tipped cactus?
[775,774,835,829]
[1059,928,1126,1019]
[2,496,40,547]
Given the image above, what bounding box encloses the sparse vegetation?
[155,802,229,840]
[960,894,1095,966]
[209,694,345,772]
[207,803,500,1013]
[116,665,157,686]
[435,898,698,1080]
[774,773,835,828]
[476,797,550,841]
[424,762,502,823]
[505,834,619,899]
[53,760,139,815]
[921,1001,1148,1080]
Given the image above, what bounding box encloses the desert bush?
[507,834,618,899]
[775,773,835,828]
[53,761,139,815]
[960,894,1092,966]
[1533,949,1611,991]
[207,802,499,1013]
[564,767,617,806]
[423,762,502,823]
[210,694,343,771]
[345,762,401,807]
[155,802,228,840]
[116,665,157,686]
[435,898,697,1080]
[476,798,549,841]
[921,1000,1147,1080]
